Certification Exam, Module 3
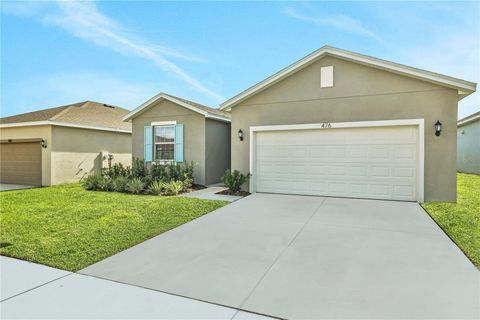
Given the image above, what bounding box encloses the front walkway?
[0,257,272,319]
[181,186,243,202]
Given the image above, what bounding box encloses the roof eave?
[220,46,477,110]
[123,93,231,122]
[0,120,132,133]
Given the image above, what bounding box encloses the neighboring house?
[220,46,477,202]
[123,93,231,185]
[0,101,132,186]
[457,111,480,174]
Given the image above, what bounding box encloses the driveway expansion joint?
[234,197,327,314]
[77,272,282,320]
[0,272,73,303]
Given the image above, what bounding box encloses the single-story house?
[220,46,477,202]
[123,93,231,185]
[0,101,132,186]
[457,111,480,174]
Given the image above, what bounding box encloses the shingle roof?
[162,93,231,118]
[1,101,132,131]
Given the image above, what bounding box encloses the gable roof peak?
[220,45,476,110]
[123,92,231,122]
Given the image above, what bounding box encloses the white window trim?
[249,119,425,203]
[151,120,177,126]
[153,124,176,162]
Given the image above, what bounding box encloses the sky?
[1,1,479,119]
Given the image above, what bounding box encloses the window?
[154,126,175,161]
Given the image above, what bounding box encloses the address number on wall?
[320,123,332,128]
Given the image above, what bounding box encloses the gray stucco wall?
[51,126,131,184]
[205,119,231,185]
[230,55,458,202]
[457,120,480,174]
[131,99,206,185]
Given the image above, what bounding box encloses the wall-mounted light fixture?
[434,121,442,136]
[41,139,47,148]
[238,129,244,141]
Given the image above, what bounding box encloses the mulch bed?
[216,190,250,197]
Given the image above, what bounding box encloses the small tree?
[221,170,250,193]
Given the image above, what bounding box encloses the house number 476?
[321,122,332,128]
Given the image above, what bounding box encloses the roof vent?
[103,104,115,108]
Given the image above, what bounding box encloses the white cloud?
[4,1,223,102]
[284,7,383,42]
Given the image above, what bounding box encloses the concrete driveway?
[82,194,479,319]
[0,183,37,191]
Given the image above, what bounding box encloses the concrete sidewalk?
[0,257,273,319]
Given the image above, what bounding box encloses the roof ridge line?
[50,101,86,120]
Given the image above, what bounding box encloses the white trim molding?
[457,112,480,127]
[249,119,425,203]
[221,45,476,110]
[151,121,177,126]
[0,120,132,133]
[123,93,231,123]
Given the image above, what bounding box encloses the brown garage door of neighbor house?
[0,141,42,186]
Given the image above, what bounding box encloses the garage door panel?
[254,126,419,201]
[1,142,42,186]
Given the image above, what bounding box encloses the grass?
[0,184,227,271]
[422,173,480,267]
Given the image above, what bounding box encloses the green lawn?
[422,173,480,267]
[0,184,227,271]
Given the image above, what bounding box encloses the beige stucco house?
[0,101,132,186]
[220,46,476,202]
[123,93,231,185]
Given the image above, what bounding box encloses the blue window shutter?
[174,124,184,162]
[144,126,153,161]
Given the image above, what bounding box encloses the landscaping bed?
[216,189,250,197]
[0,184,227,271]
[422,173,480,267]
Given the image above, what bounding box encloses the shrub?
[221,170,250,192]
[148,180,164,195]
[104,163,131,179]
[142,175,154,187]
[113,176,129,192]
[164,180,184,196]
[132,158,147,178]
[127,178,145,194]
[151,163,167,181]
[183,161,194,181]
[182,173,193,191]
[82,175,103,190]
[98,177,114,191]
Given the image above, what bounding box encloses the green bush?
[98,177,114,191]
[82,175,103,190]
[127,178,145,194]
[132,158,147,178]
[104,163,131,179]
[221,170,250,192]
[182,173,193,191]
[148,180,164,195]
[142,175,154,187]
[164,180,184,196]
[151,163,168,181]
[113,176,129,192]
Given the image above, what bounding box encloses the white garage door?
[254,125,419,201]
